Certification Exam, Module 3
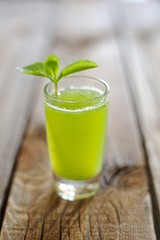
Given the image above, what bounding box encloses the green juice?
[45,88,108,180]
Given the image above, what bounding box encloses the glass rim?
[44,75,110,104]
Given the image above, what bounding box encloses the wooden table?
[0,1,160,239]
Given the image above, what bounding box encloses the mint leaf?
[45,54,60,79]
[17,54,99,97]
[58,60,98,81]
[17,62,51,79]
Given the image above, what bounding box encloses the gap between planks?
[0,1,63,232]
[107,1,160,237]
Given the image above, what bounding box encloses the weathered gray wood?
[0,1,156,239]
[108,1,160,235]
[0,1,60,225]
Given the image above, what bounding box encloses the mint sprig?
[17,54,98,96]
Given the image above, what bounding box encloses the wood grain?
[0,1,60,227]
[109,1,160,235]
[126,0,160,207]
[0,116,155,240]
[0,1,157,239]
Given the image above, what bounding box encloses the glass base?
[54,174,100,201]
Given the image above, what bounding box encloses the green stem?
[54,81,58,97]
[49,77,58,97]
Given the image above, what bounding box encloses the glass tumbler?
[44,76,109,201]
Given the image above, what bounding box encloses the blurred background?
[0,1,160,236]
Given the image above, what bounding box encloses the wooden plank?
[109,1,160,235]
[127,4,160,235]
[1,1,156,239]
[0,1,61,227]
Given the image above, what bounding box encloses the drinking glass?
[44,76,109,201]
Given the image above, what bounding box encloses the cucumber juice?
[45,87,108,180]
